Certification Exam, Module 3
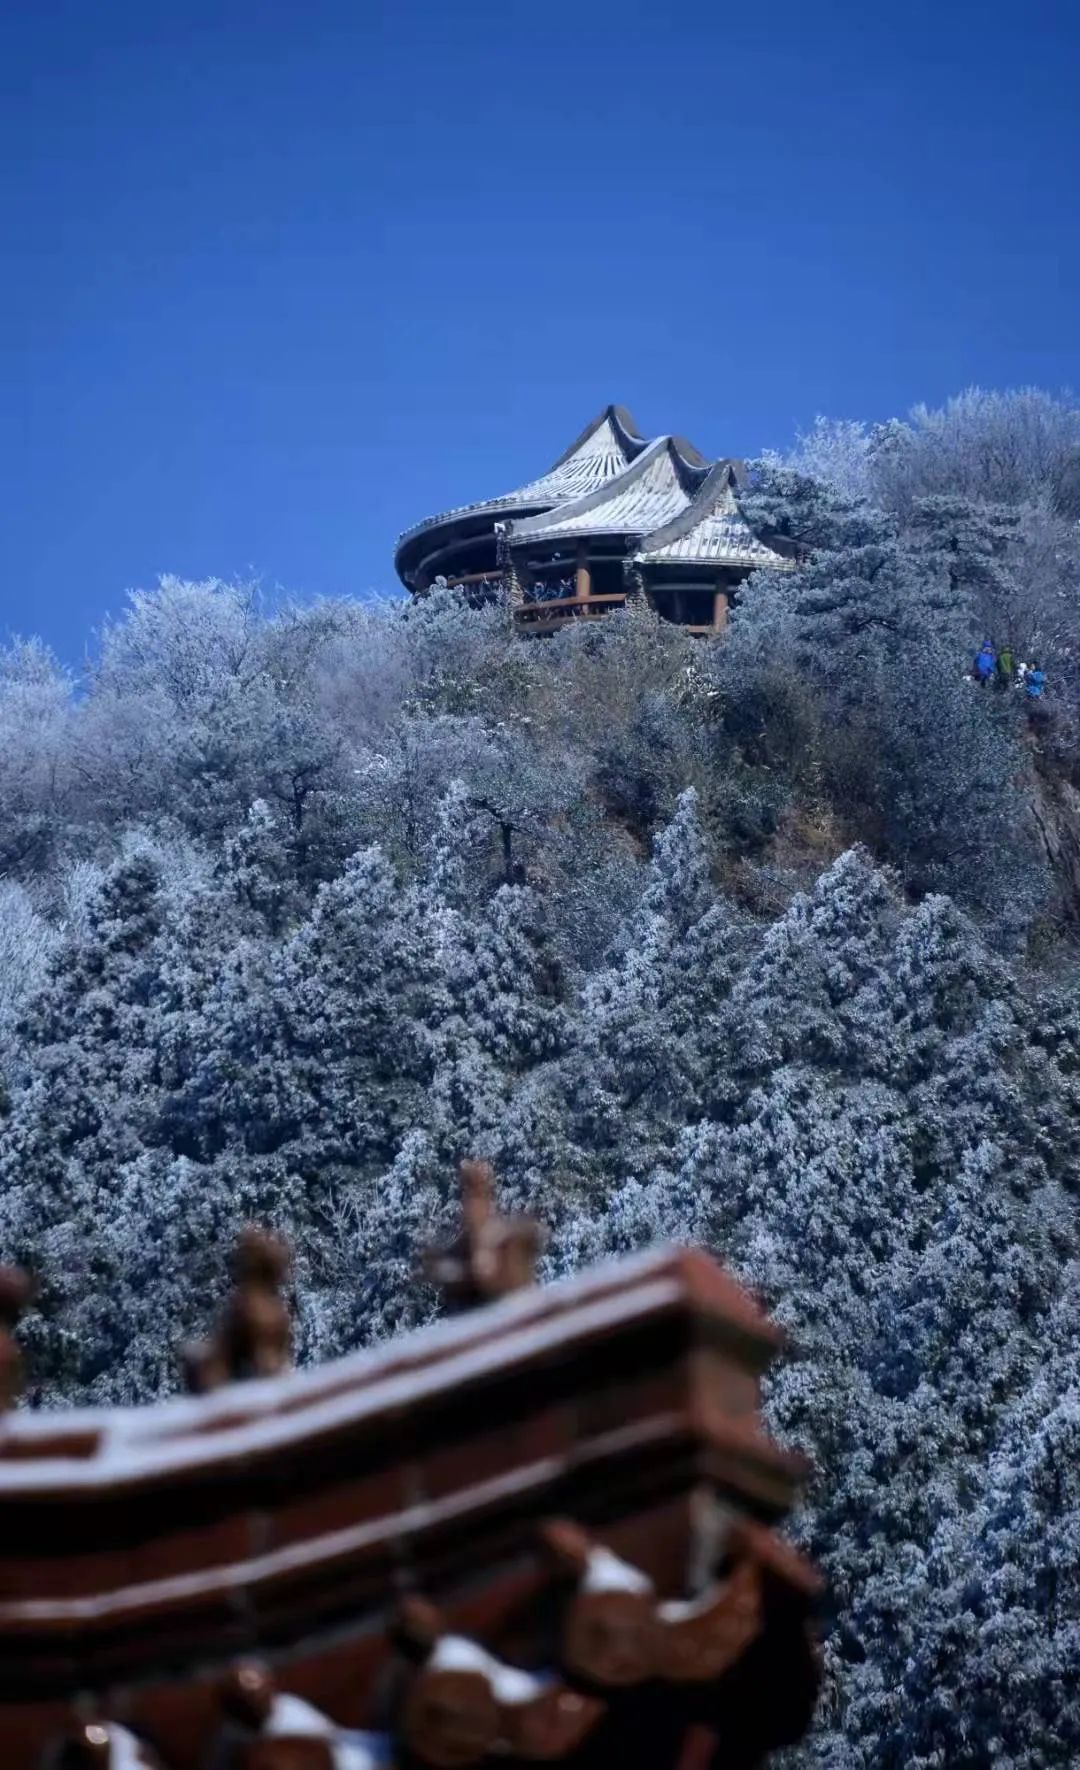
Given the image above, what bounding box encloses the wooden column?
[496,528,522,609]
[713,587,730,632]
[575,544,592,605]
[506,562,525,609]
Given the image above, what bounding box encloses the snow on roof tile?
[634,462,792,570]
[394,407,646,549]
[505,438,705,547]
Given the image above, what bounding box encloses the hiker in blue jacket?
[973,641,996,684]
[1025,661,1047,699]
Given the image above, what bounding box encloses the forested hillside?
[1,388,1078,1766]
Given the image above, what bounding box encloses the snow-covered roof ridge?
[394,405,648,550]
[506,436,710,547]
[634,460,794,569]
[0,1244,781,1491]
[0,1232,822,1767]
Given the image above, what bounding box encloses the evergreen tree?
[0,851,170,1396]
[179,846,438,1187]
[1,396,1079,1764]
[220,797,304,937]
[566,792,744,1186]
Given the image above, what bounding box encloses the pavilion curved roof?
[393,406,648,562]
[505,436,711,549]
[634,461,793,570]
[393,407,784,589]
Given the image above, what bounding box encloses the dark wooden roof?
[0,1191,821,1769]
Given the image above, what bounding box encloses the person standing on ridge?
[996,645,1015,689]
[973,641,996,684]
[1026,661,1047,700]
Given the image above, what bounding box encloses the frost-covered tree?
[221,798,304,937]
[564,793,745,1190]
[1,388,1079,1763]
[0,639,75,878]
[540,851,1080,1766]
[0,850,172,1395]
[769,417,875,505]
[180,847,438,1184]
[0,881,56,1081]
[726,467,1046,919]
[870,386,1080,519]
[419,781,570,1171]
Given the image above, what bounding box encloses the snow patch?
[104,1727,152,1770]
[658,1586,721,1623]
[431,1635,548,1704]
[265,1696,392,1769]
[267,1692,336,1735]
[582,1546,654,1596]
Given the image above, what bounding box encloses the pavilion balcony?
[513,591,629,633]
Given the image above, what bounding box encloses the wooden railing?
[514,598,729,638]
[514,592,627,628]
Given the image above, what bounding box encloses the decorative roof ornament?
[540,1517,767,1689]
[421,1159,548,1311]
[182,1226,292,1393]
[217,1663,390,1768]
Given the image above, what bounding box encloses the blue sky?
[2,0,1078,660]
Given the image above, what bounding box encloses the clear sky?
[2,0,1078,660]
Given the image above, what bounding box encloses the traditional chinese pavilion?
[0,1165,821,1769]
[393,408,791,636]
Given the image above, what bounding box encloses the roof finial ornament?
[183,1227,292,1394]
[0,1264,33,1413]
[421,1159,547,1312]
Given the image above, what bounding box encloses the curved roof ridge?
[507,436,672,541]
[634,460,791,570]
[636,460,741,551]
[549,404,649,471]
[506,437,702,547]
[394,410,646,561]
[669,434,712,472]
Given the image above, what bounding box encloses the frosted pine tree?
[0,850,170,1397]
[423,783,569,1176]
[182,845,438,1187]
[726,846,900,1086]
[220,797,303,936]
[567,791,745,1188]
